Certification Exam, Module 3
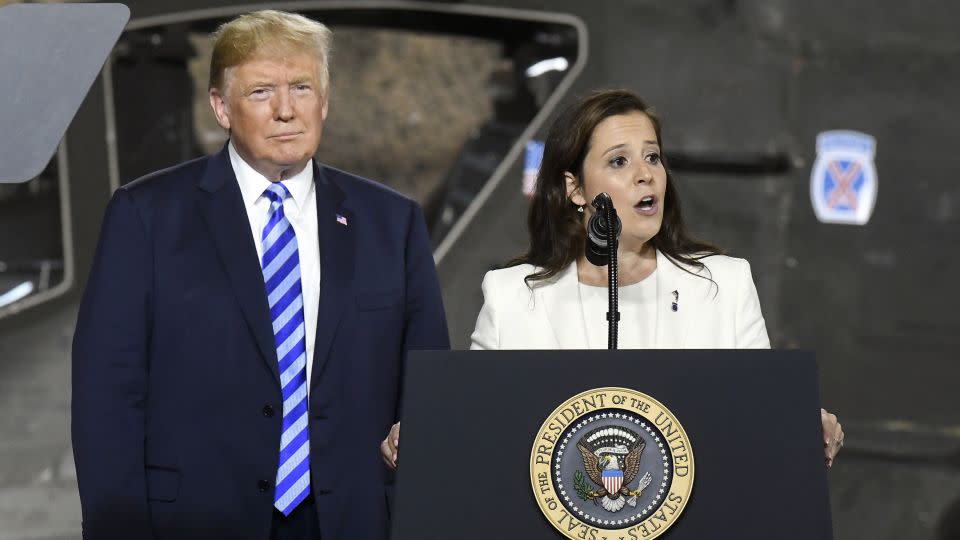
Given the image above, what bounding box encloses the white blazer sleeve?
[735,259,771,349]
[470,272,500,350]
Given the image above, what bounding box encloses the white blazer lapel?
[654,250,693,348]
[538,263,589,349]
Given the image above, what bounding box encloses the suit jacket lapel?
[311,165,352,389]
[196,146,280,384]
[654,250,696,348]
[540,263,589,349]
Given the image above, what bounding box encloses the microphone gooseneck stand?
[603,199,620,350]
[586,193,621,350]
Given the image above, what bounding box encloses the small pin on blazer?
[671,290,679,312]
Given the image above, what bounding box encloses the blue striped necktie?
[261,183,311,515]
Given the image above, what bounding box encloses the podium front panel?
[391,350,832,540]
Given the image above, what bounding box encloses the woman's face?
[566,111,667,253]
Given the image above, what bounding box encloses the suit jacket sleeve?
[735,259,771,349]
[400,201,450,369]
[71,188,153,539]
[470,271,499,350]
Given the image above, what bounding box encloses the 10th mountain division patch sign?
[531,388,694,540]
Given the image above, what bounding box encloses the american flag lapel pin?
[336,213,348,226]
[671,290,679,312]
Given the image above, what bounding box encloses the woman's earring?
[577,205,584,213]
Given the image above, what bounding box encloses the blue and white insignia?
[810,130,878,225]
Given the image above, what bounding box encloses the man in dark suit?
[71,10,449,540]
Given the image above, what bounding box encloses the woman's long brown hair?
[510,89,723,284]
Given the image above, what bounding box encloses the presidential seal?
[531,388,693,540]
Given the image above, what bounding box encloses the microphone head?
[584,193,621,266]
[585,237,609,266]
[591,192,612,209]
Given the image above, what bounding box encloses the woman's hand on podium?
[821,408,844,468]
[381,422,400,470]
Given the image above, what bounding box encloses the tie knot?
[263,182,291,204]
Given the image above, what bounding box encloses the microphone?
[585,193,621,266]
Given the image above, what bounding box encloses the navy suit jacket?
[72,146,449,540]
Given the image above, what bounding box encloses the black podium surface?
[392,349,832,540]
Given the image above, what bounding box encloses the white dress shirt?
[229,142,320,395]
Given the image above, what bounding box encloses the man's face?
[210,51,328,179]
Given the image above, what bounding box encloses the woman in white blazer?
[471,90,770,352]
[382,89,843,469]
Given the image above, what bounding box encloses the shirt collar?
[228,140,314,210]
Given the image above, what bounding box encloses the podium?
[391,350,833,540]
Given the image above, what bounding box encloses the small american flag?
[336,214,348,226]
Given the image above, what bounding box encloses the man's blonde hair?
[209,10,332,94]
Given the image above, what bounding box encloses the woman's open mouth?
[634,195,658,216]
